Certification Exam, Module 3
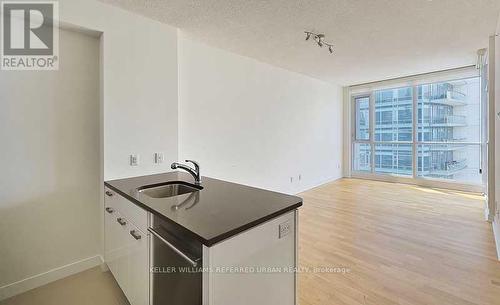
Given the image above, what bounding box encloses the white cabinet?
[104,205,120,275]
[104,187,149,305]
[127,223,149,305]
[203,210,297,305]
[105,209,129,292]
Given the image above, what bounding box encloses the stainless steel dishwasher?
[148,215,202,305]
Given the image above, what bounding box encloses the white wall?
[1,1,180,298]
[0,29,100,295]
[493,17,500,259]
[178,36,343,194]
[59,0,179,180]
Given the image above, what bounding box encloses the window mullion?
[412,83,418,179]
[370,91,375,173]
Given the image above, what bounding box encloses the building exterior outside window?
[352,76,481,185]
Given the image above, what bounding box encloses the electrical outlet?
[290,177,294,183]
[130,154,139,166]
[279,220,292,239]
[154,152,164,164]
[298,174,302,181]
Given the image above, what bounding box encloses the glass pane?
[353,143,371,172]
[355,97,370,140]
[417,78,480,143]
[417,144,481,184]
[375,87,413,142]
[374,144,413,176]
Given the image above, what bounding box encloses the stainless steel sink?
[138,181,203,199]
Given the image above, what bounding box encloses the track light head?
[304,31,334,55]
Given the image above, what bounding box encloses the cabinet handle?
[130,230,142,240]
[117,218,127,226]
[105,191,114,197]
[105,207,114,214]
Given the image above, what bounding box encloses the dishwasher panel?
[149,216,202,305]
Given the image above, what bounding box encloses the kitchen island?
[104,171,302,305]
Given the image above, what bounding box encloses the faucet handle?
[185,160,199,171]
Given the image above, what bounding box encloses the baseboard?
[0,255,104,301]
[493,219,500,261]
[294,175,342,195]
[485,202,493,222]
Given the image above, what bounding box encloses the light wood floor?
[2,178,499,305]
[298,178,500,305]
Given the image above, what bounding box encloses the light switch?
[154,152,164,164]
[130,154,139,166]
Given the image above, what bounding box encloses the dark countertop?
[104,172,302,246]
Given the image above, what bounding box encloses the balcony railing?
[443,115,466,125]
[424,90,465,101]
[445,159,467,172]
[446,90,466,102]
[420,115,466,126]
[422,90,467,106]
[428,144,466,151]
[423,159,468,176]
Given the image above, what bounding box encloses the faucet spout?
[171,160,201,185]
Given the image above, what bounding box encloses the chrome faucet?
[171,160,201,185]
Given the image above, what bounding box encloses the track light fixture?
[304,31,334,54]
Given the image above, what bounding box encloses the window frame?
[351,93,374,174]
[349,72,484,193]
[353,95,371,142]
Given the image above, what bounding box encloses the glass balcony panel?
[417,144,481,184]
[353,143,371,172]
[374,144,413,177]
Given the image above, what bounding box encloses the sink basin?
[138,181,203,199]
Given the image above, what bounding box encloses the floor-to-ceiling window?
[374,86,413,176]
[351,70,483,190]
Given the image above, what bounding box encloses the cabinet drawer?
[104,187,148,232]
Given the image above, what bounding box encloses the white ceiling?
[100,0,500,85]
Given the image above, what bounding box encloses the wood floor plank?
[298,178,500,305]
